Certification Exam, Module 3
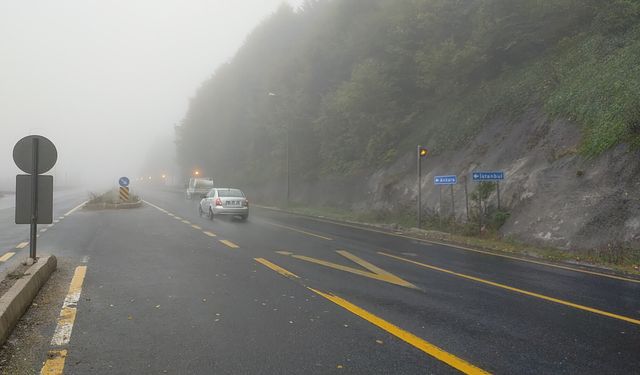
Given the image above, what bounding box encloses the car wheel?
[209,208,214,221]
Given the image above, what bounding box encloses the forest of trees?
[176,0,640,193]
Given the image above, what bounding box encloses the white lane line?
[64,201,88,217]
[142,200,167,212]
[50,266,87,346]
[81,256,90,264]
[54,220,60,224]
[40,228,48,233]
[0,252,15,262]
[16,242,29,249]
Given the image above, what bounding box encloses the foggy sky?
[0,0,301,190]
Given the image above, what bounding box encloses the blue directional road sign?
[119,177,130,187]
[472,171,504,181]
[434,175,457,185]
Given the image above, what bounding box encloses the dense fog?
[0,0,300,191]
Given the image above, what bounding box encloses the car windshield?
[217,189,244,198]
[194,180,213,189]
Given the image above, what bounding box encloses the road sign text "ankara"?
[434,175,457,185]
[472,171,504,181]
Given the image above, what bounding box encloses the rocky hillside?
[176,0,640,252]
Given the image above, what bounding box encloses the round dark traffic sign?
[119,177,130,187]
[12,135,58,174]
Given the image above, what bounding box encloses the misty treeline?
[176,0,640,189]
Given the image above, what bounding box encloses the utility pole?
[286,124,290,206]
[416,146,428,228]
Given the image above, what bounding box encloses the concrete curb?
[0,255,57,345]
[84,200,143,210]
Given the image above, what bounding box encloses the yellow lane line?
[255,258,299,279]
[220,240,239,249]
[203,231,217,237]
[308,287,490,375]
[379,252,640,325]
[288,252,417,289]
[182,220,191,224]
[50,266,87,346]
[167,213,175,217]
[174,216,183,220]
[262,209,639,283]
[42,266,87,375]
[254,257,488,374]
[64,201,88,217]
[337,250,394,276]
[40,349,67,375]
[16,242,29,249]
[191,225,202,230]
[0,252,15,262]
[263,221,333,241]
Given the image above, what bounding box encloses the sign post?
[13,135,57,263]
[119,177,131,202]
[463,175,469,221]
[434,175,457,221]
[471,171,505,224]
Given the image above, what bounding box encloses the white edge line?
[64,201,88,216]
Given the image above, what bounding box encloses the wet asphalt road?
[1,187,639,374]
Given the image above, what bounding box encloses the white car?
[199,188,249,221]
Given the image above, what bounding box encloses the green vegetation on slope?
[177,0,640,187]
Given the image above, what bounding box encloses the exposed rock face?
[366,109,640,250]
[248,110,640,251]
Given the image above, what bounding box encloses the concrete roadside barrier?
[0,255,57,345]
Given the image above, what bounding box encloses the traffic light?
[419,147,428,157]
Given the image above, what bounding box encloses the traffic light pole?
[417,145,422,228]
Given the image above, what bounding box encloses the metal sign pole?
[438,185,442,225]
[416,145,422,228]
[496,182,501,210]
[463,175,469,221]
[477,188,482,233]
[30,138,39,261]
[450,184,455,221]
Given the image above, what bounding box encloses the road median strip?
[0,256,57,346]
[379,252,640,325]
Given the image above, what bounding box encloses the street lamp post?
[268,92,290,206]
[417,146,428,228]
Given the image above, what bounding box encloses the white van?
[186,178,214,200]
